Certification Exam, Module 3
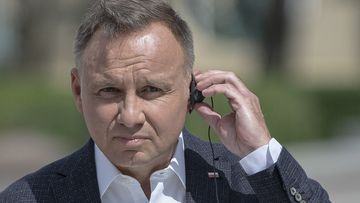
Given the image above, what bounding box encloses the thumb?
[194,103,221,131]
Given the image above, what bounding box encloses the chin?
[114,151,153,168]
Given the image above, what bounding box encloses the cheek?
[82,99,118,135]
[146,94,188,140]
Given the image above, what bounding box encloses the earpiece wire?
[207,96,220,203]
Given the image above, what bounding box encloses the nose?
[116,93,145,128]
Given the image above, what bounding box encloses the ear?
[187,99,192,114]
[71,68,83,113]
[187,75,193,113]
[188,74,197,114]
[187,74,205,114]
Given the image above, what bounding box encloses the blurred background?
[0,0,359,201]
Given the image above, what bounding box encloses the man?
[0,0,330,202]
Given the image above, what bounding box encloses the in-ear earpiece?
[189,74,205,113]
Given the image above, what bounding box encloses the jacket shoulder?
[0,141,91,202]
[0,170,55,202]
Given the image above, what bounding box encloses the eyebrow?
[88,73,174,90]
[143,78,172,87]
[87,73,122,89]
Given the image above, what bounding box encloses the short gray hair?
[74,0,194,72]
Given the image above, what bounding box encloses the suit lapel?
[50,140,101,203]
[183,129,232,203]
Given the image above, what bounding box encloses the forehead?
[81,22,185,75]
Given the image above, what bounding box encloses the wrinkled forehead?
[80,23,186,76]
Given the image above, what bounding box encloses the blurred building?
[170,0,360,89]
[0,0,87,84]
[0,0,359,89]
[0,0,19,69]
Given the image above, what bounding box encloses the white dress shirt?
[95,133,282,203]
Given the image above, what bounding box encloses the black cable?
[207,96,220,203]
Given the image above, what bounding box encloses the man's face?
[71,23,189,172]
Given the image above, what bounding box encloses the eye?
[139,86,163,99]
[100,87,119,92]
[98,87,121,98]
[141,86,162,93]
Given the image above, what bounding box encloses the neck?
[119,159,169,199]
[117,142,177,199]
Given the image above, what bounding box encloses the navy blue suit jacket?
[0,129,330,202]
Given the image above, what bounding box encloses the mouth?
[113,136,149,147]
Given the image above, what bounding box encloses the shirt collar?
[95,132,186,197]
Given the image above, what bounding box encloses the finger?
[194,102,221,131]
[196,72,246,92]
[201,83,238,100]
[193,69,201,76]
[195,70,225,81]
[201,83,252,112]
[196,71,252,94]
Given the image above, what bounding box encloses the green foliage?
[252,77,322,143]
[0,74,88,146]
[312,90,360,138]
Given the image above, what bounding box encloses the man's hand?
[194,70,271,158]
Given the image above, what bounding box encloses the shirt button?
[300,200,306,203]
[295,192,302,201]
[290,187,297,196]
